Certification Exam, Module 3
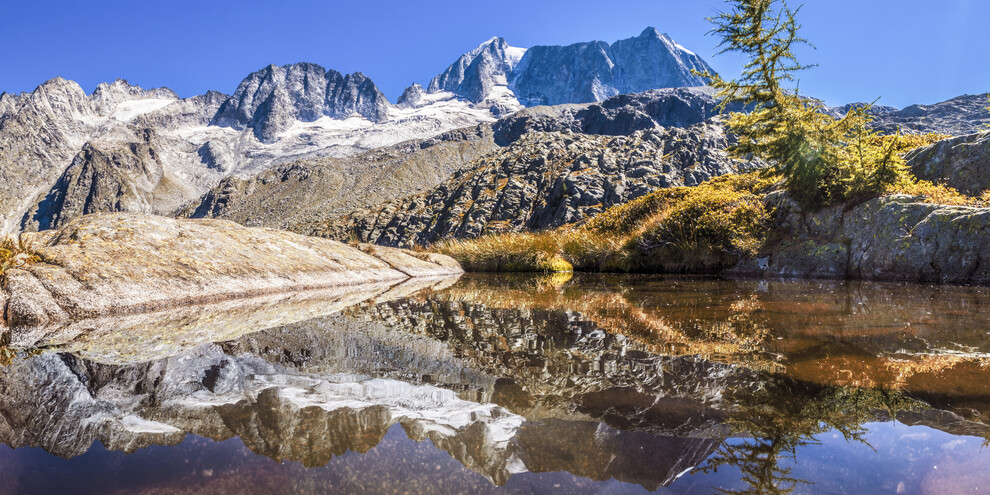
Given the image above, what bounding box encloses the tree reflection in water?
[702,379,923,494]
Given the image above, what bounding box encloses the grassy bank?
[434,171,777,273]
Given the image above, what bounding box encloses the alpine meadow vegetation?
[0,236,39,284]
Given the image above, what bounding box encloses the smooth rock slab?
[1,213,462,326]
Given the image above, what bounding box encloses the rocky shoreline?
[0,213,461,329]
[731,193,990,285]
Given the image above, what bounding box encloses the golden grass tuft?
[889,180,990,207]
[433,231,573,273]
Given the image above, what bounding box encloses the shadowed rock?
[733,194,990,285]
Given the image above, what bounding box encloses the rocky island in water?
[2,3,990,493]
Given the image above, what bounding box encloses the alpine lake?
[1,273,989,494]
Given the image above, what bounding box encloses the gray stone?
[906,131,990,196]
[211,63,392,143]
[748,195,990,284]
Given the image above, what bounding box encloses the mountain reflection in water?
[1,273,989,494]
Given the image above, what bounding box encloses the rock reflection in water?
[1,273,990,493]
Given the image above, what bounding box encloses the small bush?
[609,175,772,272]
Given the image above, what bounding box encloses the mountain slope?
[828,93,990,136]
[181,125,497,228]
[184,88,743,232]
[300,118,759,247]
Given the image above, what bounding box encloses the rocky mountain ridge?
[414,27,713,111]
[303,118,760,247]
[828,93,990,136]
[0,28,718,235]
[211,63,392,143]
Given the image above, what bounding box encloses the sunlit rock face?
[1,213,461,328]
[211,64,393,143]
[424,28,713,108]
[906,131,990,196]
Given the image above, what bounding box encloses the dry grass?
[433,231,573,273]
[435,171,778,273]
[890,180,990,207]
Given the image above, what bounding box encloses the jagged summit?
[210,62,392,142]
[511,27,714,106]
[396,83,425,108]
[413,27,714,109]
[426,37,526,103]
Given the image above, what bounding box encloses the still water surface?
[1,273,989,494]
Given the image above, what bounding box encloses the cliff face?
[211,63,392,143]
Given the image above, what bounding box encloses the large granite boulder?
[906,131,990,196]
[1,213,461,327]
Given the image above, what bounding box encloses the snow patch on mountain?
[110,98,177,122]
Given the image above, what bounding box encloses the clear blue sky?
[1,0,987,108]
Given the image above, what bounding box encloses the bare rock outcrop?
[735,194,990,284]
[1,213,461,327]
[906,131,990,196]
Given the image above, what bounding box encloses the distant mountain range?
[0,27,986,236]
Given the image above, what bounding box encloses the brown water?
[1,273,989,494]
